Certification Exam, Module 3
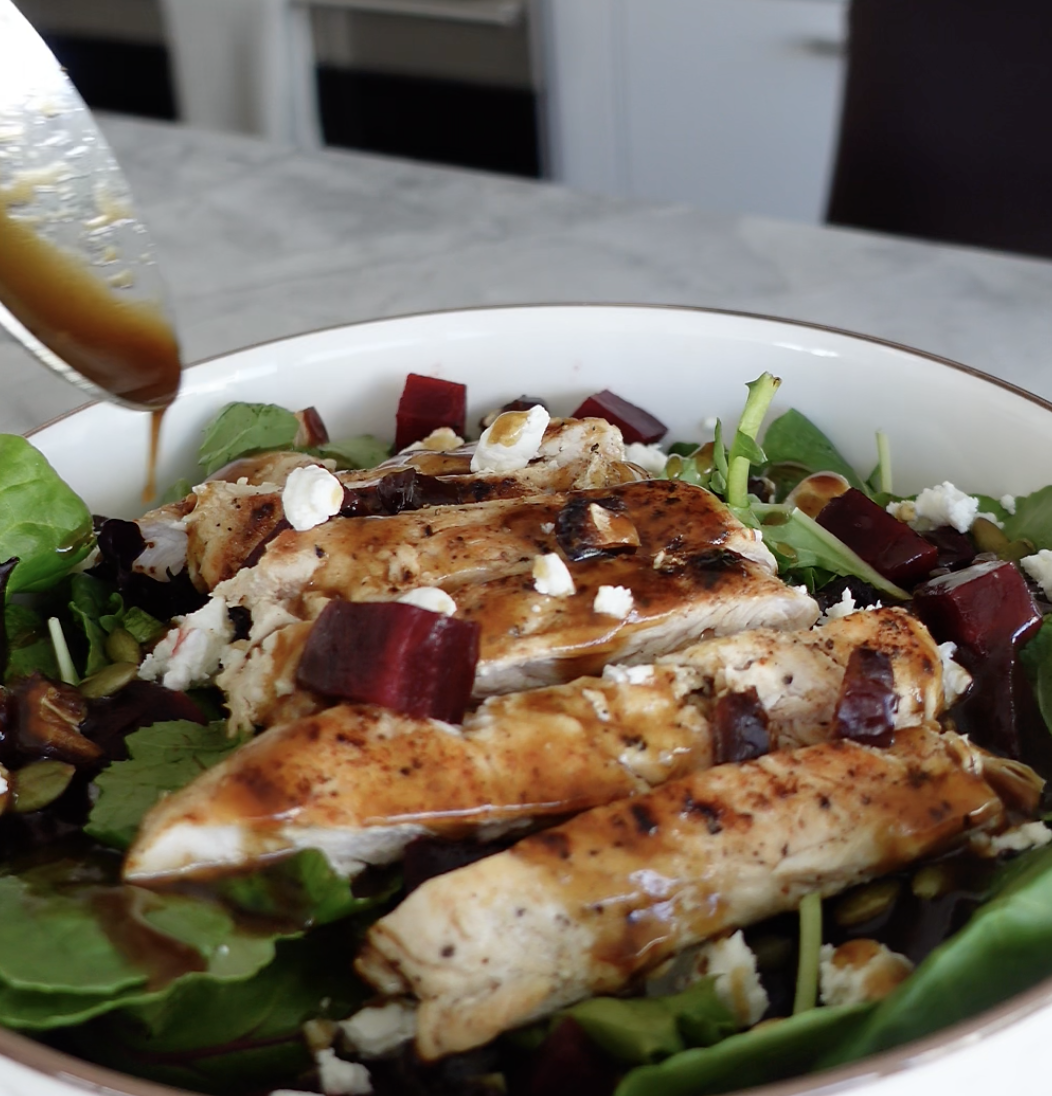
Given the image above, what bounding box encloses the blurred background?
[13,0,1052,258]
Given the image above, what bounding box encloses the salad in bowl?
[2,305,1052,1096]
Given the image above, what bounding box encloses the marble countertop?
[4,114,1052,434]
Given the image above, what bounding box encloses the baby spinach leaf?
[615,1003,873,1096]
[1021,617,1052,735]
[77,925,369,1095]
[0,875,148,994]
[761,410,865,494]
[1003,485,1052,550]
[316,434,392,471]
[217,848,392,929]
[821,844,1052,1066]
[567,979,737,1065]
[197,403,301,477]
[86,720,248,849]
[0,436,94,594]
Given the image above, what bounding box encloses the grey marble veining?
[4,114,1052,435]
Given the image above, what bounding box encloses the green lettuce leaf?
[615,1003,873,1096]
[73,925,370,1095]
[197,403,301,477]
[567,979,737,1065]
[1003,485,1052,550]
[753,505,908,600]
[69,573,123,677]
[1021,617,1052,735]
[86,720,248,849]
[0,436,94,594]
[3,602,58,682]
[316,435,392,471]
[821,843,1052,1066]
[761,409,866,495]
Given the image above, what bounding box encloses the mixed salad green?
[2,376,1052,1096]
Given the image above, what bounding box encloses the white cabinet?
[536,0,849,223]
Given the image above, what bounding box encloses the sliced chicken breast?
[355,725,1019,1059]
[182,419,638,590]
[126,610,951,882]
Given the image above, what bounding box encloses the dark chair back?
[826,0,1052,258]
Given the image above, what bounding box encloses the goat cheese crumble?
[532,552,576,597]
[139,596,234,692]
[396,587,457,616]
[471,405,550,473]
[282,465,344,532]
[624,441,669,475]
[1021,550,1052,599]
[593,584,634,619]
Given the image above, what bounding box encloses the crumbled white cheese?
[1000,494,1018,515]
[139,596,234,692]
[936,641,973,707]
[701,931,770,1027]
[819,941,913,1007]
[987,821,1052,854]
[593,585,634,619]
[470,404,550,473]
[315,1048,372,1095]
[816,589,882,626]
[0,770,9,797]
[897,482,979,534]
[339,1000,417,1059]
[396,587,457,616]
[133,515,188,580]
[532,553,575,597]
[1021,550,1052,599]
[402,427,464,453]
[624,442,669,476]
[603,663,655,686]
[282,465,344,532]
[540,522,555,535]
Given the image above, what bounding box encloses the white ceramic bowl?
[15,304,1052,1096]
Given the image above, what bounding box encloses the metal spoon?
[0,0,182,411]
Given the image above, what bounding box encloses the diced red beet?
[571,389,667,444]
[923,526,977,572]
[713,688,770,764]
[394,374,467,451]
[296,600,479,724]
[817,488,939,586]
[833,647,898,747]
[912,560,1041,657]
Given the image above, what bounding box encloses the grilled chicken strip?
[183,418,637,590]
[126,609,950,882]
[356,725,1022,1059]
[143,479,814,694]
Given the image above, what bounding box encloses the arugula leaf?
[315,435,392,471]
[761,409,865,494]
[615,1003,874,1096]
[1021,617,1052,735]
[0,436,94,594]
[86,720,248,849]
[821,844,1052,1066]
[753,505,908,600]
[567,979,736,1065]
[1003,485,1052,550]
[198,403,301,477]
